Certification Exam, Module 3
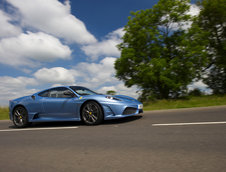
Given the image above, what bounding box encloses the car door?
[40,87,79,120]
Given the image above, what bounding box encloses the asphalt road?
[0,106,226,172]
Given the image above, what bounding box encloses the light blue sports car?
[9,86,143,127]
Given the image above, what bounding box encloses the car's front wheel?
[81,101,104,125]
[13,106,29,128]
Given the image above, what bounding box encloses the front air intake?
[123,107,137,115]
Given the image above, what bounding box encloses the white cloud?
[14,57,116,88]
[82,28,124,60]
[179,4,200,30]
[34,67,75,84]
[71,57,139,98]
[188,80,207,90]
[0,10,22,38]
[0,76,37,105]
[0,76,37,87]
[188,80,212,94]
[0,32,71,67]
[187,4,200,16]
[7,0,96,44]
[97,83,138,98]
[72,57,118,86]
[99,86,117,93]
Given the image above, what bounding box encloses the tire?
[81,101,104,125]
[13,106,29,128]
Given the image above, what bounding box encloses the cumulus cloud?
[188,80,212,94]
[82,28,124,60]
[0,76,37,105]
[0,10,22,38]
[0,32,71,67]
[71,57,138,97]
[7,0,96,44]
[97,83,138,98]
[34,67,75,84]
[71,57,118,86]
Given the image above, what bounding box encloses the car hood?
[81,94,140,103]
[114,95,140,103]
[13,95,30,101]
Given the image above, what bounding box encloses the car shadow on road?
[8,121,83,129]
[8,115,143,128]
[102,115,143,125]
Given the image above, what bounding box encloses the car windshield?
[69,86,98,96]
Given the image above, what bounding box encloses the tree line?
[114,0,226,101]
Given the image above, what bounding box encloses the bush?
[188,88,203,96]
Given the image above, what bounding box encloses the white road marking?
[0,126,78,132]
[152,121,226,126]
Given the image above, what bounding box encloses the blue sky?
[69,0,159,37]
[0,0,203,105]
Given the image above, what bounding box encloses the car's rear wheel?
[13,106,29,128]
[81,101,104,125]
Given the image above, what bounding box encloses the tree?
[188,88,203,96]
[106,90,116,95]
[197,0,226,94]
[115,0,207,99]
[203,67,226,94]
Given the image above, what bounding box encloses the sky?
[0,0,205,105]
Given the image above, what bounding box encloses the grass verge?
[143,95,226,111]
[0,107,9,120]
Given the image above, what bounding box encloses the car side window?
[48,87,75,98]
[38,90,49,97]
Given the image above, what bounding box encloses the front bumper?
[102,102,143,120]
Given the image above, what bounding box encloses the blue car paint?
[9,86,143,123]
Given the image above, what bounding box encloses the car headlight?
[106,96,121,101]
[138,104,143,109]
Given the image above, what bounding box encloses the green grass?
[143,95,226,111]
[0,107,9,120]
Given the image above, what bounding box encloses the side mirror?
[31,95,35,100]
